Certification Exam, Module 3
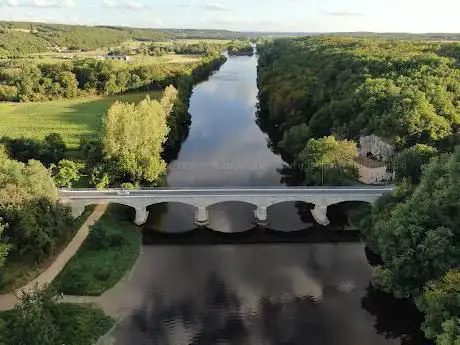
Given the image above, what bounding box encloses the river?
[110,54,427,345]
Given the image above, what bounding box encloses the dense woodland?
[227,40,254,56]
[0,21,252,57]
[256,37,460,344]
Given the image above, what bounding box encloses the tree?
[297,136,359,185]
[364,148,460,298]
[3,287,59,345]
[436,319,460,345]
[394,144,438,184]
[101,96,170,184]
[160,85,178,119]
[0,145,57,208]
[419,270,460,341]
[90,165,110,190]
[40,133,66,166]
[0,218,10,270]
[51,160,80,188]
[11,198,73,262]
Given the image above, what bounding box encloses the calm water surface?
[112,55,426,345]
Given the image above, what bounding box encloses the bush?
[0,287,114,345]
[88,223,110,250]
[8,198,74,263]
[109,232,126,247]
[53,205,141,296]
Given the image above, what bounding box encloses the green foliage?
[101,93,171,184]
[0,91,162,149]
[3,287,59,345]
[120,182,137,189]
[436,319,460,345]
[0,219,10,270]
[257,37,460,158]
[141,41,225,57]
[0,287,114,345]
[53,204,141,296]
[0,30,49,56]
[51,159,80,188]
[227,40,254,56]
[297,136,359,185]
[90,165,111,189]
[10,198,74,262]
[420,270,460,341]
[394,144,438,184]
[0,147,57,208]
[363,147,460,298]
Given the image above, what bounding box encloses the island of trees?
[257,36,460,344]
[227,40,254,56]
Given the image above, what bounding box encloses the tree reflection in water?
[128,272,334,345]
[361,284,432,345]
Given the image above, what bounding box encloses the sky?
[0,0,459,33]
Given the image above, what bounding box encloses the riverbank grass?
[53,204,142,296]
[0,303,114,345]
[0,205,96,294]
[0,91,162,149]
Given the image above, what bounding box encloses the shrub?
[88,223,110,250]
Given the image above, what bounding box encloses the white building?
[104,55,131,61]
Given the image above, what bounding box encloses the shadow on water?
[361,285,433,345]
[142,226,362,245]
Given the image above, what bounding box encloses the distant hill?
[1,20,459,56]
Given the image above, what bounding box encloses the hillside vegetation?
[257,37,460,161]
[0,21,251,56]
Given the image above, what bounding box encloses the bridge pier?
[134,207,149,226]
[311,204,330,226]
[254,206,269,227]
[195,207,209,227]
[71,204,85,219]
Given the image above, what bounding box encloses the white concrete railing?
[59,186,394,226]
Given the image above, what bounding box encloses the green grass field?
[0,91,162,149]
[53,204,142,296]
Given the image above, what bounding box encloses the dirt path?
[0,203,108,311]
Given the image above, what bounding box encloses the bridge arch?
[61,186,393,227]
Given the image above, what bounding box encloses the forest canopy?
[257,37,460,160]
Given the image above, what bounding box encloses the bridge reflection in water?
[60,186,394,227]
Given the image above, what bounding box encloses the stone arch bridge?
[60,186,394,227]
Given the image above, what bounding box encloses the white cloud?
[203,1,230,12]
[102,0,153,11]
[102,0,115,7]
[0,0,19,6]
[29,0,76,7]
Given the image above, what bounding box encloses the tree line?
[227,40,254,56]
[137,41,226,57]
[256,37,460,344]
[0,21,254,57]
[0,52,224,102]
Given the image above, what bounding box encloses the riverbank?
[0,299,114,345]
[53,204,142,296]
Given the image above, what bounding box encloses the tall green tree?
[394,144,438,184]
[51,160,80,188]
[297,136,358,185]
[101,95,170,184]
[419,270,460,342]
[364,148,460,298]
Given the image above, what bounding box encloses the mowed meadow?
[0,91,162,149]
